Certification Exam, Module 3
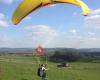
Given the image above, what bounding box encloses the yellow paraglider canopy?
[12,0,90,25]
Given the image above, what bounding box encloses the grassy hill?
[0,55,100,80]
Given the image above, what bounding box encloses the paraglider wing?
[76,0,90,16]
[12,0,90,25]
[12,0,42,25]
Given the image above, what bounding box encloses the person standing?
[37,64,46,80]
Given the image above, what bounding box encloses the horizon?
[0,47,100,49]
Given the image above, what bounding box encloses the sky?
[0,0,100,48]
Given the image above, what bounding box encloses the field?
[0,55,100,80]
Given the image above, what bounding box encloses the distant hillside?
[0,48,77,54]
[0,48,33,53]
[0,48,100,56]
[79,48,100,52]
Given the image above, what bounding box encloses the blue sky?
[0,0,100,48]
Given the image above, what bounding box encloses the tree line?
[48,50,100,63]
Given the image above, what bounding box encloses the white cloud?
[0,20,9,27]
[24,25,100,48]
[0,0,13,4]
[0,13,9,27]
[77,37,100,48]
[85,9,100,29]
[0,23,100,48]
[86,15,100,20]
[25,25,57,47]
[70,29,77,34]
[91,9,100,15]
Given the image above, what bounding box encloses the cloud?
[0,13,9,27]
[24,25,100,48]
[91,9,100,15]
[77,37,100,48]
[25,25,57,47]
[0,20,9,27]
[70,29,77,34]
[0,23,100,48]
[0,0,13,4]
[0,24,100,48]
[85,9,100,29]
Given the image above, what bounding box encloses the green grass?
[0,55,100,80]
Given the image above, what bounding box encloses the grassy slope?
[0,55,100,80]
